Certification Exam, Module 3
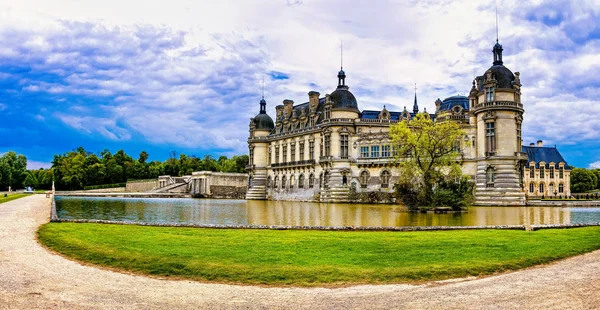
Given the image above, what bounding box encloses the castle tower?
[246,95,274,200]
[471,40,527,205]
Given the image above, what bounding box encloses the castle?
[246,40,571,205]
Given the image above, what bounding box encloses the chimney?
[283,99,294,117]
[529,143,534,147]
[308,91,320,112]
[537,140,543,147]
[275,105,284,118]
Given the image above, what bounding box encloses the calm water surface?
[55,196,600,227]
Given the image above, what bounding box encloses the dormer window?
[325,106,331,119]
[486,87,494,102]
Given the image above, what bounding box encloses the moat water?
[54,196,600,227]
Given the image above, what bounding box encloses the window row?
[528,167,564,179]
[359,145,394,158]
[528,182,565,194]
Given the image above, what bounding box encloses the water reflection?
[55,196,600,227]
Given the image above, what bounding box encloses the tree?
[23,171,39,188]
[571,168,595,193]
[390,113,467,208]
[0,151,28,190]
[138,151,149,164]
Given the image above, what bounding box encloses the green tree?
[390,113,466,208]
[0,151,28,190]
[23,171,39,188]
[571,168,595,193]
[138,151,149,164]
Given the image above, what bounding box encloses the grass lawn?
[38,223,600,286]
[0,193,29,204]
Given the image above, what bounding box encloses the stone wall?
[189,171,248,198]
[126,180,158,192]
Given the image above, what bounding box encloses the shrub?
[83,183,126,190]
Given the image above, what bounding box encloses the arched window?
[360,171,369,188]
[486,166,495,188]
[539,182,545,194]
[323,171,330,188]
[529,182,534,193]
[559,183,564,193]
[274,176,279,189]
[309,174,314,188]
[299,174,304,188]
[381,170,391,188]
[282,176,287,190]
[267,176,272,188]
[549,183,554,194]
[290,175,294,189]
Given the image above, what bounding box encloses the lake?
[54,196,600,228]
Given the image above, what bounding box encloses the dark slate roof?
[330,85,359,112]
[360,110,435,121]
[522,146,571,169]
[439,95,469,111]
[478,64,515,90]
[253,113,274,130]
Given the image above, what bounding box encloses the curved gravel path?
[2,195,600,309]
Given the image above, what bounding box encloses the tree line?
[570,168,600,193]
[1,148,248,191]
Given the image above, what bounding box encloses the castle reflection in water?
[54,197,600,228]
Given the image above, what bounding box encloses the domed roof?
[253,113,274,131]
[439,95,469,111]
[330,86,359,112]
[485,64,515,89]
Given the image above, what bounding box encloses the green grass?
[37,223,600,286]
[0,193,29,204]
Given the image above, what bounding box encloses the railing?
[270,160,315,168]
[436,115,470,122]
[356,118,400,124]
[356,157,396,164]
[473,101,523,110]
[321,118,355,125]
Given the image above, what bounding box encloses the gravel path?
[2,195,600,309]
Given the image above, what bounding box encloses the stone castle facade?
[246,41,571,205]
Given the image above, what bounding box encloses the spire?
[259,75,266,114]
[413,83,419,114]
[492,2,503,66]
[337,41,346,87]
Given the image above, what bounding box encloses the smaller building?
[522,140,571,198]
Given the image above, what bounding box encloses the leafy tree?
[571,168,596,193]
[23,171,39,188]
[138,151,149,164]
[0,151,28,190]
[390,113,467,208]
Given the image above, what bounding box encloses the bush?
[83,183,126,190]
[395,177,473,211]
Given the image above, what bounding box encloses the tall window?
[249,147,254,166]
[310,117,315,127]
[382,145,390,157]
[268,147,271,165]
[323,171,330,188]
[559,167,564,179]
[282,144,287,163]
[550,167,554,178]
[539,182,544,194]
[360,146,369,158]
[486,166,495,188]
[485,122,496,153]
[267,176,272,188]
[371,145,380,158]
[486,87,494,102]
[290,143,296,162]
[299,142,305,161]
[325,107,331,119]
[282,176,287,190]
[299,174,304,188]
[530,167,534,178]
[360,171,369,188]
[559,183,564,193]
[540,166,545,177]
[340,135,349,158]
[309,174,314,188]
[290,175,294,189]
[309,141,315,160]
[381,170,391,188]
[324,135,331,157]
[529,183,534,193]
[275,146,280,164]
[549,183,554,194]
[274,176,279,189]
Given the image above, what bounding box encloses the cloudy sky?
[0,0,599,169]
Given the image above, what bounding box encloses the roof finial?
[413,83,419,114]
[340,40,343,69]
[495,0,499,43]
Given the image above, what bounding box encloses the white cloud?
[0,0,598,158]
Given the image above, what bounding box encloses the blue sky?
[0,0,599,169]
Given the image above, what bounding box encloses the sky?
[0,0,599,170]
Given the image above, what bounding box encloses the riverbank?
[2,195,600,309]
[55,192,191,198]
